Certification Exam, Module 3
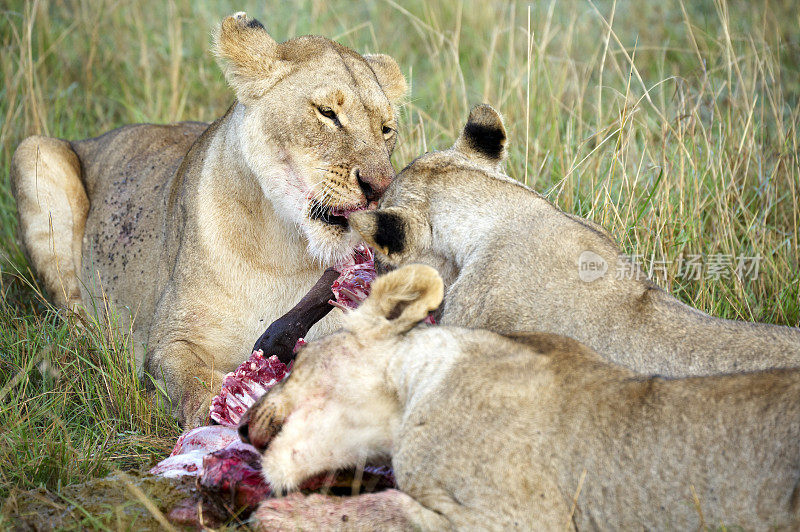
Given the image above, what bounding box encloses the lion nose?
[239,420,268,453]
[353,167,393,202]
[237,403,283,453]
[238,409,253,444]
[238,408,267,452]
[238,421,251,443]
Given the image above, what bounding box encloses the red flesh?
[151,244,398,521]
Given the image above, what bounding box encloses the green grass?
[1,0,799,528]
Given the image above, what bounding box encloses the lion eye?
[317,106,339,122]
[382,125,394,136]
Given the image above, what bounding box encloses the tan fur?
[349,105,800,377]
[349,263,443,336]
[245,265,800,530]
[9,13,407,427]
[10,136,88,310]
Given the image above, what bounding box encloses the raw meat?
[210,350,290,427]
[149,425,241,478]
[330,244,376,311]
[199,440,271,508]
[150,351,287,480]
[150,243,397,522]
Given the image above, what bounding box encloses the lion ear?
[349,208,407,257]
[453,104,507,169]
[364,54,407,104]
[348,264,443,335]
[213,12,289,103]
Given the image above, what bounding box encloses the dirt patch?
[3,471,232,530]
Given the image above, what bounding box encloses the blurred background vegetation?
[1,0,798,527]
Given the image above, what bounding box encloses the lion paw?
[179,392,212,428]
[251,493,345,531]
[178,371,226,428]
[251,491,412,531]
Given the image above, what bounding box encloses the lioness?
[9,12,407,426]
[348,105,800,377]
[240,264,800,530]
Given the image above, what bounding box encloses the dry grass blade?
[118,470,179,532]
[565,468,587,530]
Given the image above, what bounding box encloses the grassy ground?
[1,0,798,528]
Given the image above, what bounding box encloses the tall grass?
[1,0,798,527]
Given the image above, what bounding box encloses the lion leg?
[144,339,227,428]
[10,135,88,311]
[252,490,452,531]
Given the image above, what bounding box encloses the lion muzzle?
[238,401,285,453]
[354,161,394,202]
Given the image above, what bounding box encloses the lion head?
[213,12,407,264]
[349,104,508,282]
[238,264,444,492]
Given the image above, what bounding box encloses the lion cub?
[349,105,800,377]
[240,265,800,530]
